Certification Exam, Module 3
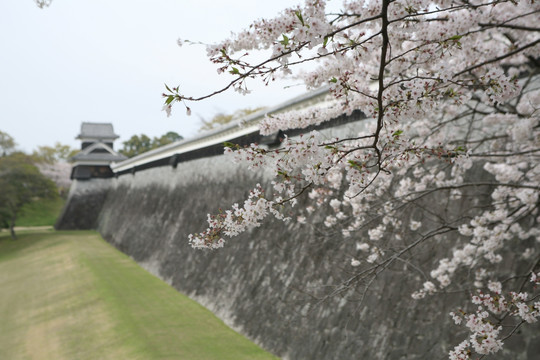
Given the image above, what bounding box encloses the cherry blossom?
[166,0,540,357]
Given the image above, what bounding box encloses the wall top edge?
[110,87,330,172]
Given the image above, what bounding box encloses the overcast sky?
[0,0,311,153]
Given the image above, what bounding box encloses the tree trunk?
[10,213,16,240]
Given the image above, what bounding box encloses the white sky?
[0,0,313,153]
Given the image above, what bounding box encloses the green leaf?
[280,34,289,46]
[165,95,175,105]
[164,84,172,93]
[329,77,338,83]
[405,6,417,14]
[277,170,290,179]
[348,160,362,169]
[392,130,403,138]
[323,36,329,47]
[223,142,239,149]
[449,35,463,41]
[295,10,305,26]
[229,67,240,75]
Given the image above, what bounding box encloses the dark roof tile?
[77,122,119,139]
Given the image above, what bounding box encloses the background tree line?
[118,131,183,158]
[0,130,62,239]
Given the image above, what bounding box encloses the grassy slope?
[0,231,278,360]
[16,197,65,227]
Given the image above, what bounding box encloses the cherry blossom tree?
[165,1,539,358]
[35,161,72,197]
[31,143,75,197]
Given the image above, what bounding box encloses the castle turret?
[70,122,127,179]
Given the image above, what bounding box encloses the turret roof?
[77,122,119,140]
[71,141,127,162]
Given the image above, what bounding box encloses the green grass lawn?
[16,196,66,227]
[0,230,278,360]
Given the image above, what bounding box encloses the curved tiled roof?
[72,142,127,162]
[77,122,119,140]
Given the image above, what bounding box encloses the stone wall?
[57,121,538,359]
[55,178,111,230]
[93,158,538,359]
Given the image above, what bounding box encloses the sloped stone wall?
[55,178,111,230]
[92,154,537,359]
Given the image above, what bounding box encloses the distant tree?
[0,130,16,157]
[199,107,265,132]
[152,131,184,147]
[0,203,10,229]
[120,131,183,158]
[31,143,76,198]
[0,152,57,239]
[31,142,77,164]
[119,134,153,158]
[35,162,72,198]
